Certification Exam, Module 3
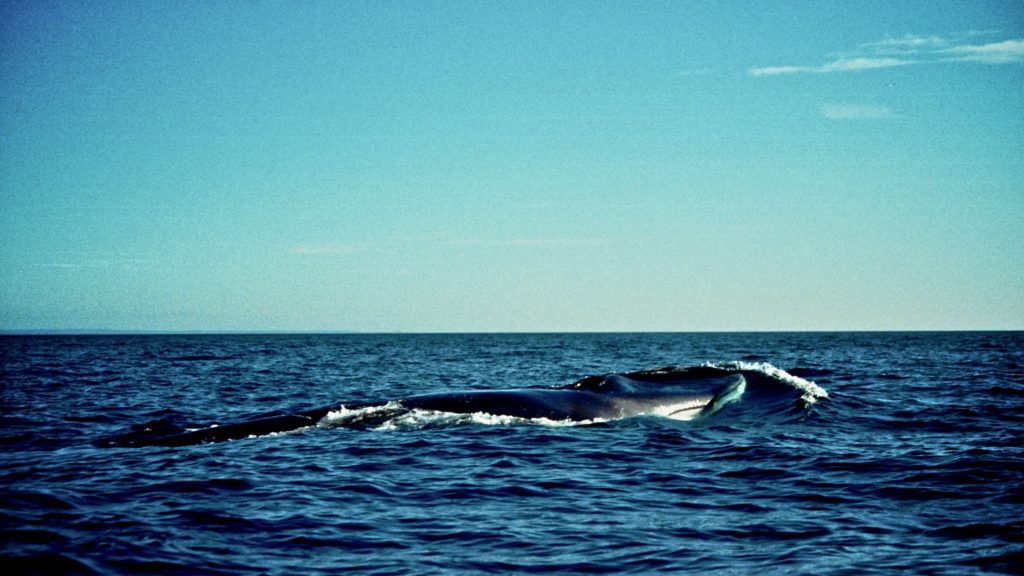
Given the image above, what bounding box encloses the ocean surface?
[2,332,1022,574]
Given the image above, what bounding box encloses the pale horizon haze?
[2,1,1022,332]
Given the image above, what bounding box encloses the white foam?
[318,401,406,427]
[372,408,604,431]
[703,361,829,403]
[260,426,314,439]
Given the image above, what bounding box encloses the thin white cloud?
[748,65,810,77]
[749,57,912,76]
[821,104,897,120]
[858,34,950,54]
[750,33,1023,76]
[942,39,1024,64]
[820,57,914,72]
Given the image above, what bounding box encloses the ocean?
[1,332,1022,574]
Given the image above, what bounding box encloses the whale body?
[96,370,745,448]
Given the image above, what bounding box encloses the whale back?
[566,373,637,394]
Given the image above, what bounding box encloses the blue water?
[2,332,1022,574]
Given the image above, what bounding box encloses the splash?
[319,402,406,428]
[703,361,829,404]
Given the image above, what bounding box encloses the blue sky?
[2,0,1022,332]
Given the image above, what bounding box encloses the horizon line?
[2,328,1021,336]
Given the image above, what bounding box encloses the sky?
[1,0,1022,332]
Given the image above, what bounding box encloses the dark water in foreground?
[2,332,1022,574]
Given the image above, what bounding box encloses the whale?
[96,369,745,448]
